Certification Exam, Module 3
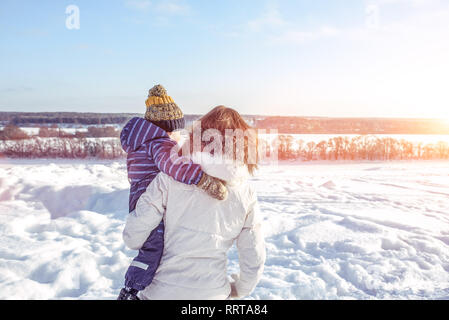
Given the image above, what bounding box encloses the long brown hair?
[189,106,258,175]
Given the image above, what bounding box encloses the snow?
[0,125,122,136]
[263,133,449,144]
[1,159,449,299]
[4,126,449,144]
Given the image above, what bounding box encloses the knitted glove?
[196,172,228,201]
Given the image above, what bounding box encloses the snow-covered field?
[0,159,449,300]
[6,125,449,144]
[0,124,123,136]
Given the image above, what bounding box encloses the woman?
[122,106,266,300]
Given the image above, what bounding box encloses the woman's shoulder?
[225,180,258,215]
[156,171,196,191]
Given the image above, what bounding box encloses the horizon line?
[0,111,446,122]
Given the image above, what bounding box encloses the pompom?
[148,84,167,97]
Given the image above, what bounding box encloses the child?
[117,84,227,300]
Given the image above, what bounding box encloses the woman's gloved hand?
[196,172,228,200]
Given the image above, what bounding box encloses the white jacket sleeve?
[234,196,266,298]
[122,173,169,250]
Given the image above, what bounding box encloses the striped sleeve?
[148,137,203,185]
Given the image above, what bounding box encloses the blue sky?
[1,0,449,118]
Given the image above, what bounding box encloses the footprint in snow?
[319,181,336,189]
[365,167,382,171]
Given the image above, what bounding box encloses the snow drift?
[1,159,449,299]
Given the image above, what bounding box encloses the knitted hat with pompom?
[144,84,185,132]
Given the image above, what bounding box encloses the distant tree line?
[0,124,120,140]
[0,112,203,127]
[0,138,124,159]
[276,135,449,161]
[2,112,449,134]
[1,132,448,160]
[256,117,449,134]
[0,112,138,125]
[0,125,30,140]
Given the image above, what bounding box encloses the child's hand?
[196,173,228,200]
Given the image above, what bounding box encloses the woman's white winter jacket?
[123,153,266,300]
